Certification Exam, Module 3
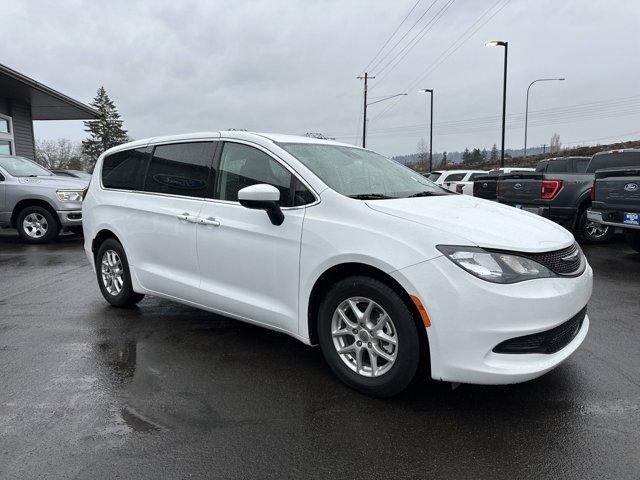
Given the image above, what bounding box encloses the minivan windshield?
[278,143,447,199]
[0,156,53,177]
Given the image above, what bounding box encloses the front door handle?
[177,213,199,223]
[198,217,221,227]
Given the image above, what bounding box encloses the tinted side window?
[468,173,484,181]
[574,158,589,173]
[545,160,567,173]
[587,152,640,172]
[102,148,148,190]
[444,173,465,182]
[145,142,215,198]
[216,142,313,207]
[535,162,547,172]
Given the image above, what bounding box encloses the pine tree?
[462,148,471,163]
[82,86,128,168]
[490,143,498,161]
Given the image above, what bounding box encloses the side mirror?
[238,184,284,226]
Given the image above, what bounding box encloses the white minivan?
[83,131,592,396]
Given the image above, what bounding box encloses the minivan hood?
[17,176,88,189]
[366,194,574,253]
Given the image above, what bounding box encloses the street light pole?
[418,89,433,171]
[357,72,375,148]
[524,77,565,157]
[486,40,508,167]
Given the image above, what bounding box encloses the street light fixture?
[524,78,565,157]
[418,89,434,172]
[486,40,508,167]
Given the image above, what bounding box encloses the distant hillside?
[397,139,640,171]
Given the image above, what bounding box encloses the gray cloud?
[3,0,639,156]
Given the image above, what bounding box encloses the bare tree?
[415,138,429,171]
[550,133,562,153]
[35,138,85,170]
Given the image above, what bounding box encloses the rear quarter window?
[545,159,567,173]
[587,152,640,172]
[101,148,149,190]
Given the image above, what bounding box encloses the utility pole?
[486,40,508,167]
[357,72,374,148]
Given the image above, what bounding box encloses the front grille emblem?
[561,250,580,262]
[624,183,638,192]
[514,183,522,190]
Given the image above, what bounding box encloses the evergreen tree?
[462,148,471,163]
[82,86,128,168]
[490,143,498,161]
[471,148,482,163]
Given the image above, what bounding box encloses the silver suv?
[0,155,88,243]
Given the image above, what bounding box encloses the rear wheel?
[16,206,60,244]
[96,238,145,307]
[575,209,615,244]
[317,276,424,397]
[626,231,640,253]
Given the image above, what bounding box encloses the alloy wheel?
[22,213,49,239]
[331,297,398,377]
[585,220,610,239]
[101,250,124,296]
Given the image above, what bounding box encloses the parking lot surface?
[1,230,639,479]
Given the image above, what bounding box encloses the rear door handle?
[198,217,221,227]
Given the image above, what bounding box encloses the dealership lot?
[1,230,639,479]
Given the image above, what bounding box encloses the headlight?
[436,245,556,283]
[56,190,84,202]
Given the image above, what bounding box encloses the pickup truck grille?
[493,306,586,354]
[520,242,583,275]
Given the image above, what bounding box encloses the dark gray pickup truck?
[497,153,640,243]
[587,150,640,252]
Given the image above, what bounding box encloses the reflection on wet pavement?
[0,230,639,479]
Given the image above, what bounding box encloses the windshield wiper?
[406,191,439,198]
[348,193,396,200]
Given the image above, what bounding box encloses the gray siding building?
[0,63,97,159]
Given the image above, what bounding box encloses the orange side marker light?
[410,295,431,327]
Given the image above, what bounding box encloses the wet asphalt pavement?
[0,230,639,479]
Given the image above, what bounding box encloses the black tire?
[95,238,145,307]
[626,231,640,253]
[575,208,615,244]
[317,276,425,397]
[16,205,60,244]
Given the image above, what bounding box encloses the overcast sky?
[3,0,640,156]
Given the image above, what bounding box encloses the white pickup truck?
[427,170,487,193]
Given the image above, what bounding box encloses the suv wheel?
[626,231,640,253]
[576,209,615,244]
[317,276,424,397]
[17,206,60,244]
[96,238,145,307]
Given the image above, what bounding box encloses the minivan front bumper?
[391,254,592,385]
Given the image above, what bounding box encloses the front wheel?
[575,209,615,244]
[626,231,640,253]
[317,276,424,397]
[96,238,145,307]
[16,206,60,244]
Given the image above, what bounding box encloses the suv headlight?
[56,190,84,202]
[436,245,556,284]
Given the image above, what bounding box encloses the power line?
[371,0,510,122]
[361,0,423,73]
[368,0,440,74]
[372,0,456,81]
